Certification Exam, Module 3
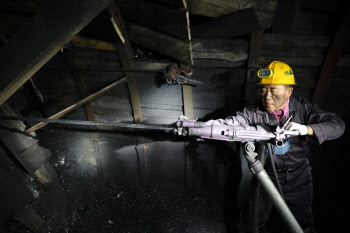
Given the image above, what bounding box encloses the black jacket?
[225,97,345,168]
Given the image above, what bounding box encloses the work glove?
[285,122,308,135]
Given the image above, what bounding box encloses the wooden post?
[108,2,143,124]
[244,30,264,106]
[312,8,350,107]
[0,0,114,106]
[181,0,194,119]
[108,1,147,186]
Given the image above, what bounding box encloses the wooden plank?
[126,21,191,65]
[62,52,96,121]
[244,30,263,106]
[192,39,248,61]
[187,0,277,28]
[191,9,262,38]
[192,39,249,52]
[70,36,248,63]
[25,77,127,133]
[312,8,350,106]
[262,34,331,47]
[118,0,187,38]
[271,0,300,34]
[182,85,194,118]
[70,35,117,51]
[108,2,143,124]
[0,0,114,106]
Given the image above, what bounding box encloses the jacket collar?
[288,96,301,112]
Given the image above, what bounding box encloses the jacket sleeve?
[305,102,345,145]
[224,107,253,125]
[205,108,252,126]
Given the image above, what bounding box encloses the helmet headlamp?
[257,68,274,78]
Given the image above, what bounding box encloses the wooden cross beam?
[25,78,127,133]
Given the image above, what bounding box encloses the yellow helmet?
[257,61,296,85]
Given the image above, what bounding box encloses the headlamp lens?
[257,68,273,78]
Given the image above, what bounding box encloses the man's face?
[260,85,293,111]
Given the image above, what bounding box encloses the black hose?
[267,143,285,200]
[253,180,261,233]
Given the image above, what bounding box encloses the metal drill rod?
[0,116,173,131]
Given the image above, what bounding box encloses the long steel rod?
[256,170,303,233]
[0,116,173,131]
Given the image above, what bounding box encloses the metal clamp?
[164,64,203,86]
[243,142,264,174]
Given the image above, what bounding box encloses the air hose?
[267,143,285,200]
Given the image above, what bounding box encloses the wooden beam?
[312,8,350,106]
[108,1,143,124]
[0,0,114,106]
[70,35,117,51]
[69,36,249,63]
[181,0,194,119]
[25,77,127,133]
[109,2,148,187]
[271,0,301,34]
[244,30,264,106]
[126,21,192,65]
[192,39,248,62]
[191,9,262,38]
[62,52,96,121]
[262,34,331,47]
[187,0,277,28]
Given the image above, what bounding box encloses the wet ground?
[1,126,236,233]
[3,178,228,233]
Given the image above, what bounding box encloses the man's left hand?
[285,122,309,135]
